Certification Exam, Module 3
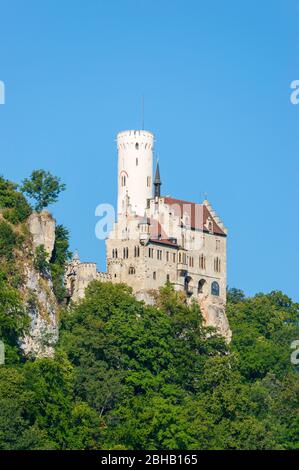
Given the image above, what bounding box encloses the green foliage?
[227,290,299,380]
[227,287,246,303]
[0,176,31,224]
[0,274,29,363]
[0,221,17,261]
[49,225,72,302]
[21,170,66,212]
[34,245,50,277]
[0,367,52,449]
[23,352,102,449]
[0,273,298,450]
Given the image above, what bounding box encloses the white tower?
[117,130,154,219]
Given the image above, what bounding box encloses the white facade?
[117,130,154,218]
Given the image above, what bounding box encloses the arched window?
[135,142,139,150]
[115,249,118,258]
[198,279,206,294]
[211,281,220,296]
[112,249,115,258]
[121,175,126,187]
[184,275,192,295]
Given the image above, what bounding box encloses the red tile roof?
[149,238,179,247]
[163,197,226,236]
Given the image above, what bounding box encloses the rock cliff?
[19,211,59,357]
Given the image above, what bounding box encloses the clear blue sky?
[0,0,298,300]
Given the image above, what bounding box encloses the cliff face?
[199,297,232,342]
[19,212,59,357]
[28,211,56,260]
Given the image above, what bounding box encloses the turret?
[154,161,162,198]
[117,130,154,219]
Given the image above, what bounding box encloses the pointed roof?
[154,161,161,185]
[72,250,80,261]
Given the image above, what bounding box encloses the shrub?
[0,176,31,223]
[34,245,50,277]
[0,221,17,260]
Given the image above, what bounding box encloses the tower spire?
[154,160,162,198]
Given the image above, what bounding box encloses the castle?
[65,130,231,340]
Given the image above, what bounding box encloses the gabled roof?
[163,197,226,236]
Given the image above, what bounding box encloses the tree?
[49,225,72,302]
[227,287,246,303]
[0,176,31,224]
[34,245,50,277]
[21,170,66,212]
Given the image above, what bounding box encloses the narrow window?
[153,271,156,280]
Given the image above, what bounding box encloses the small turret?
[154,161,162,198]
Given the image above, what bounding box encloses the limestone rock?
[28,211,56,260]
[19,263,58,357]
[199,297,232,343]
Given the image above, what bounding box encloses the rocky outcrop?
[20,264,58,357]
[199,297,232,343]
[19,211,59,357]
[28,211,56,260]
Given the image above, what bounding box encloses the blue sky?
[0,0,298,300]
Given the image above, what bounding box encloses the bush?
[0,221,17,260]
[34,245,50,277]
[0,176,31,224]
[49,225,72,302]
